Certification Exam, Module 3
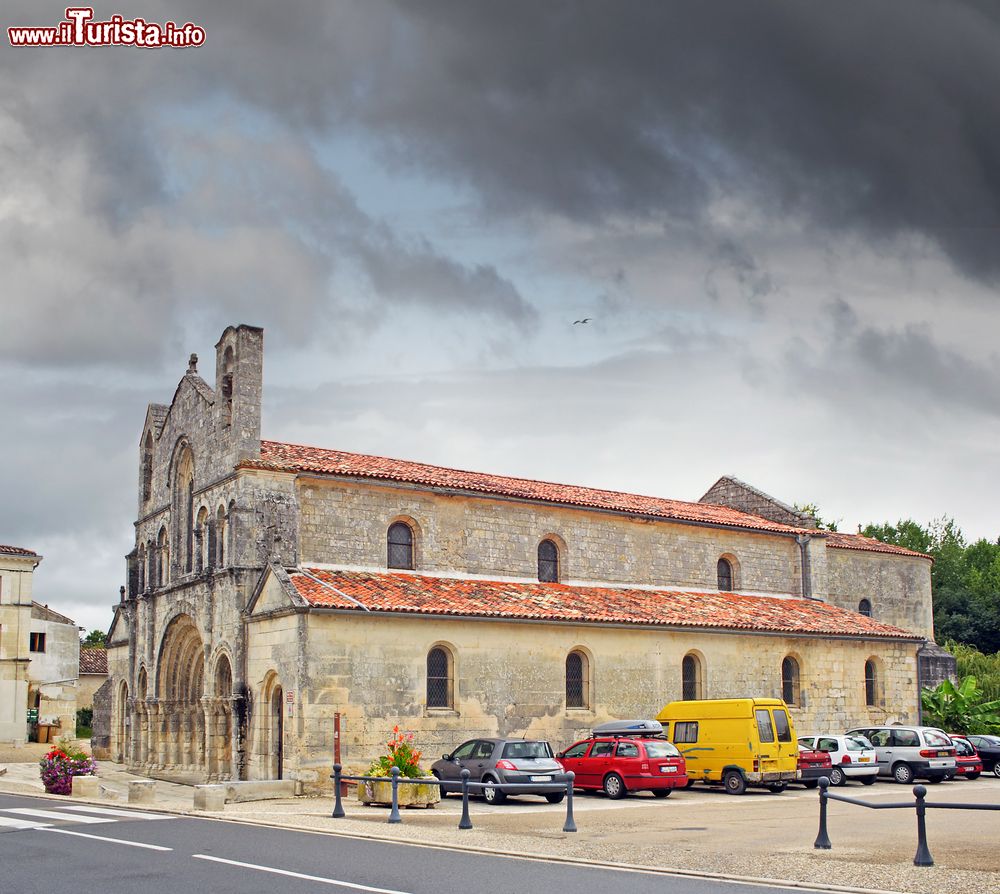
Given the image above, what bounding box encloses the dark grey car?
[431,738,566,804]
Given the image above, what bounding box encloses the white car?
[797,734,879,786]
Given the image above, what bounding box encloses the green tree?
[793,502,840,532]
[920,677,1000,734]
[81,629,106,648]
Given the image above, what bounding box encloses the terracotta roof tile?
[289,569,920,640]
[80,648,108,675]
[251,441,811,536]
[823,531,932,560]
[0,544,40,557]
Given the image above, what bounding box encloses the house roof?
[31,602,76,626]
[286,568,921,640]
[80,647,108,675]
[823,531,932,560]
[245,441,931,559]
[249,441,813,537]
[0,544,40,558]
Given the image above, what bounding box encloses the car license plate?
[530,776,550,782]
[660,766,677,773]
[859,757,870,762]
[938,751,948,757]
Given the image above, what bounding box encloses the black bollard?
[563,771,577,833]
[388,767,402,824]
[331,763,345,818]
[912,785,933,866]
[459,768,473,830]
[814,776,832,849]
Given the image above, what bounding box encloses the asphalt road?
[0,792,815,894]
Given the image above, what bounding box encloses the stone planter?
[357,777,440,808]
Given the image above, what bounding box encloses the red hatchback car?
[949,734,984,780]
[557,723,687,799]
[796,745,833,788]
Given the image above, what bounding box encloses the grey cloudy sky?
[2,1,998,633]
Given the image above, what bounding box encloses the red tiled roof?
[80,648,108,675]
[823,531,932,560]
[0,544,40,557]
[250,441,812,536]
[288,569,920,640]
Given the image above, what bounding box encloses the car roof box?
[593,719,663,737]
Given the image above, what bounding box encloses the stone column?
[180,708,192,770]
[193,706,205,772]
[154,702,167,770]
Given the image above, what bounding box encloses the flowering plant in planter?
[39,739,97,795]
[367,726,427,778]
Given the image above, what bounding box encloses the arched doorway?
[156,614,206,774]
[210,655,234,780]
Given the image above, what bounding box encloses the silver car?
[846,725,956,784]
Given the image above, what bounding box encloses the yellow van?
[656,698,798,794]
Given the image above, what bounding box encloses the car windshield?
[643,741,680,759]
[924,730,952,748]
[846,737,872,751]
[501,741,553,760]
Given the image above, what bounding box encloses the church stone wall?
[825,549,934,640]
[256,612,918,790]
[296,478,804,596]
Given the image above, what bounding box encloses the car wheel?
[829,766,846,787]
[603,773,627,800]
[544,792,565,804]
[966,772,981,781]
[652,789,671,798]
[992,763,1000,779]
[860,775,877,785]
[892,762,914,785]
[723,770,747,795]
[483,777,507,805]
[431,770,448,798]
[767,783,786,794]
[802,780,818,789]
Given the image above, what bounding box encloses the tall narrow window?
[387,522,414,570]
[426,647,452,708]
[142,431,153,502]
[858,598,872,617]
[538,539,559,582]
[216,505,227,567]
[566,650,589,709]
[717,558,733,591]
[865,659,879,707]
[781,656,800,705]
[682,653,703,700]
[196,506,209,573]
[221,346,234,427]
[157,527,169,586]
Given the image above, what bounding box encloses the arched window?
[142,431,153,502]
[566,650,590,709]
[221,346,234,427]
[682,653,703,700]
[781,656,800,705]
[865,659,879,707]
[172,443,195,575]
[426,647,453,708]
[387,522,414,570]
[858,598,872,617]
[538,539,559,582]
[717,558,733,591]
[216,505,227,568]
[157,527,169,586]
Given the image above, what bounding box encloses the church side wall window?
[538,538,559,583]
[426,646,453,709]
[682,653,704,700]
[865,658,881,707]
[565,650,590,709]
[387,522,414,570]
[859,598,872,617]
[781,656,801,705]
[717,558,733,591]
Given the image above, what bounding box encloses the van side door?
[771,708,797,771]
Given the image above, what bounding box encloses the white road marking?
[192,854,412,894]
[1,808,114,824]
[52,804,169,820]
[42,828,172,850]
[0,816,52,830]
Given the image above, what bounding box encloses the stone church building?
[105,324,948,789]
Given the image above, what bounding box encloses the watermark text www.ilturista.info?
[9,7,205,48]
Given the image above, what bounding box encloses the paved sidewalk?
[2,761,998,894]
